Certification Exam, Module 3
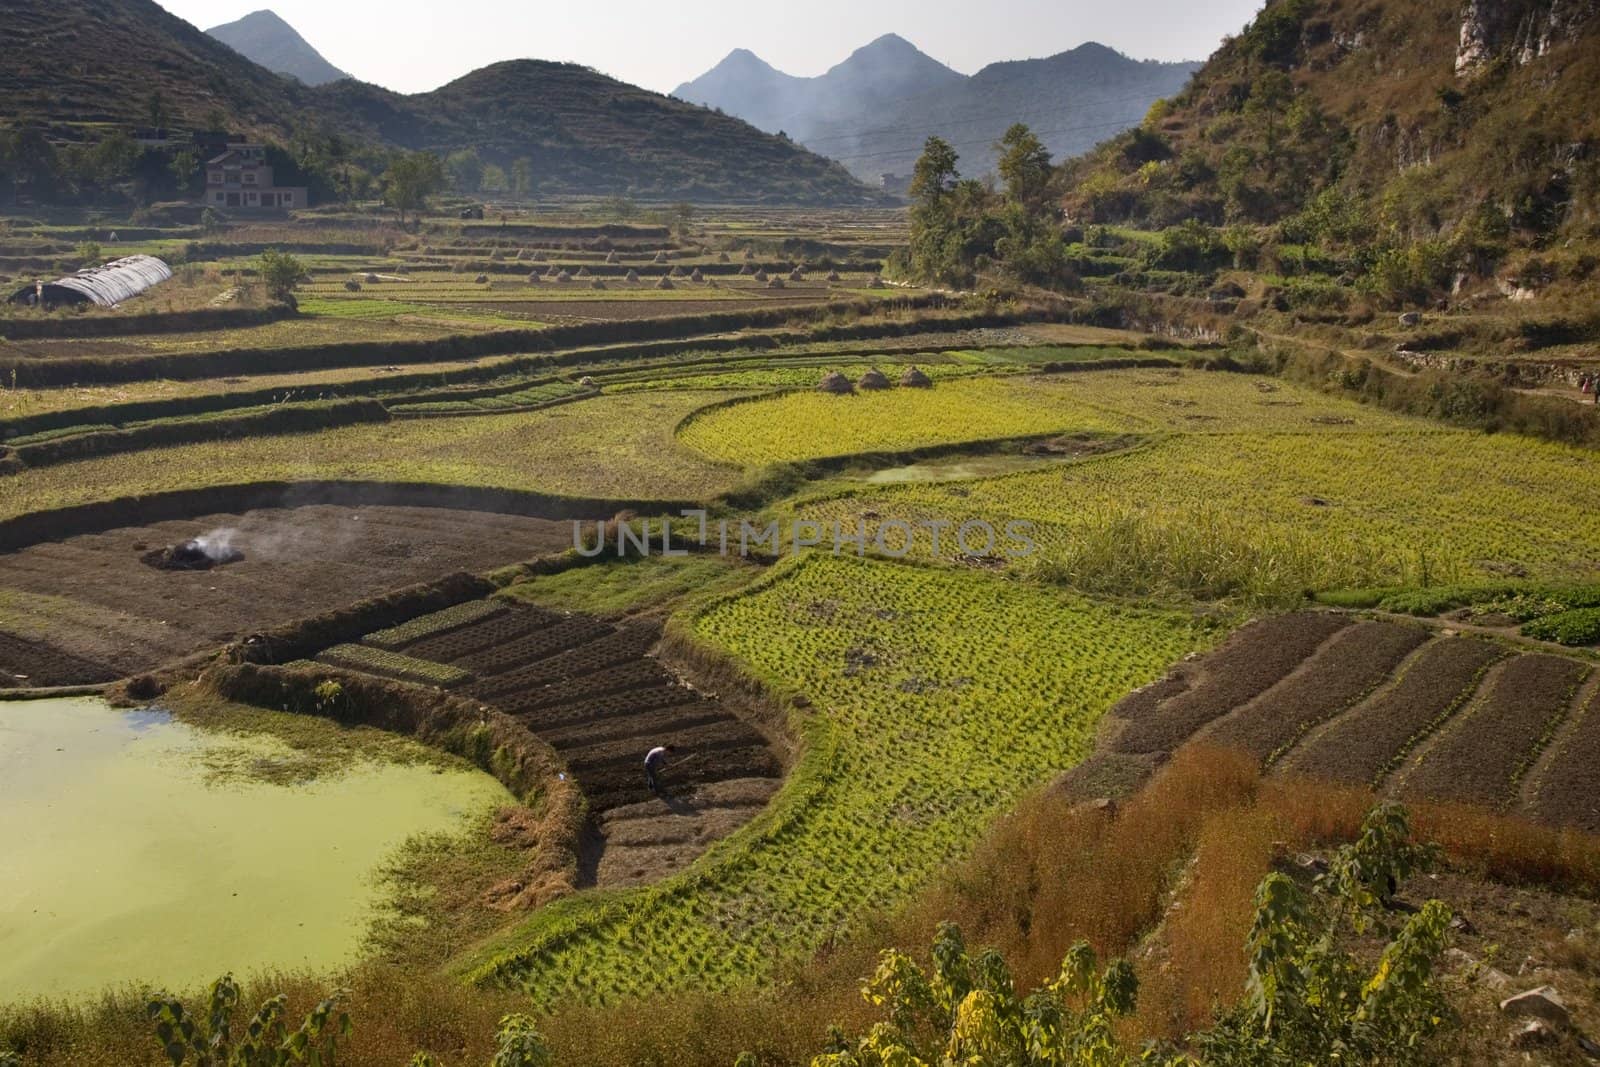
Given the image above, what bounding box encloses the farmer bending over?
[644,744,677,795]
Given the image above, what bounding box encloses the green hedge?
[1522,608,1600,646]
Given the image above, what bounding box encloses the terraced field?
[323,599,784,887]
[0,505,577,682]
[467,554,1212,1003]
[1100,611,1600,833]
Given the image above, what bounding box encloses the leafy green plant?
[146,974,351,1066]
[1523,607,1600,646]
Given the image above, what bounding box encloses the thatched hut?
[625,269,640,283]
[656,276,675,290]
[900,366,933,388]
[859,368,892,391]
[818,371,855,394]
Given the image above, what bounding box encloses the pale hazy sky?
[156,0,1264,95]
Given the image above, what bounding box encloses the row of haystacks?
[818,366,932,394]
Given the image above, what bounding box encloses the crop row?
[469,554,1212,1003]
[402,605,564,663]
[452,617,616,677]
[362,599,509,650]
[469,625,661,700]
[316,643,473,688]
[1399,653,1590,809]
[1198,620,1430,762]
[1278,635,1508,786]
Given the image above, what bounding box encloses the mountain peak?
[206,8,351,86]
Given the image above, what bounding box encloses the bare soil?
[385,604,784,885]
[1279,635,1508,786]
[0,504,576,681]
[1099,612,1600,830]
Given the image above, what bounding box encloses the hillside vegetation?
[0,0,875,203]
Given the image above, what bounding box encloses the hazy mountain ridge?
[0,0,877,203]
[206,9,352,87]
[676,36,1199,180]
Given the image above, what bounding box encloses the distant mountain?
[676,37,1199,181]
[206,9,350,87]
[0,0,877,204]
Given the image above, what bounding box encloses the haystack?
[672,265,688,277]
[653,251,669,264]
[515,249,528,260]
[557,270,573,282]
[868,276,887,289]
[900,366,933,388]
[690,268,704,282]
[605,251,619,264]
[859,367,891,390]
[753,269,769,282]
[718,251,731,263]
[474,274,490,284]
[394,265,409,275]
[344,280,361,292]
[826,270,842,282]
[578,376,596,388]
[363,272,380,283]
[575,267,590,278]
[592,279,607,290]
[743,248,755,260]
[818,371,855,394]
[789,268,805,281]
[625,269,640,283]
[740,263,756,275]
[531,251,547,262]
[656,276,675,290]
[546,264,561,277]
[768,276,786,289]
[527,272,542,284]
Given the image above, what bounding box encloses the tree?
[76,241,102,267]
[446,148,485,193]
[996,123,1052,210]
[201,207,224,236]
[256,249,306,304]
[383,151,445,226]
[511,157,534,197]
[146,89,167,131]
[169,147,201,196]
[481,162,508,193]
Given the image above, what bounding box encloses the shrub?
[1522,607,1600,646]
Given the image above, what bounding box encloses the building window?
[214,192,225,203]
[208,171,222,184]
[243,171,257,184]
[282,192,294,206]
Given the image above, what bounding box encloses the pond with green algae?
[0,696,510,1003]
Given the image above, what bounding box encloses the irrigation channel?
[0,696,508,1001]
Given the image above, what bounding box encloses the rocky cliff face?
[1456,0,1596,74]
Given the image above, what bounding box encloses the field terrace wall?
[0,293,960,387]
[4,398,389,471]
[0,307,1061,438]
[0,480,689,555]
[202,660,584,909]
[0,302,294,339]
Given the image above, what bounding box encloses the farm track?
[382,603,784,886]
[1100,611,1600,830]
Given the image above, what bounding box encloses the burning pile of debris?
[140,529,244,571]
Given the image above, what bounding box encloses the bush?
[1522,607,1600,646]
